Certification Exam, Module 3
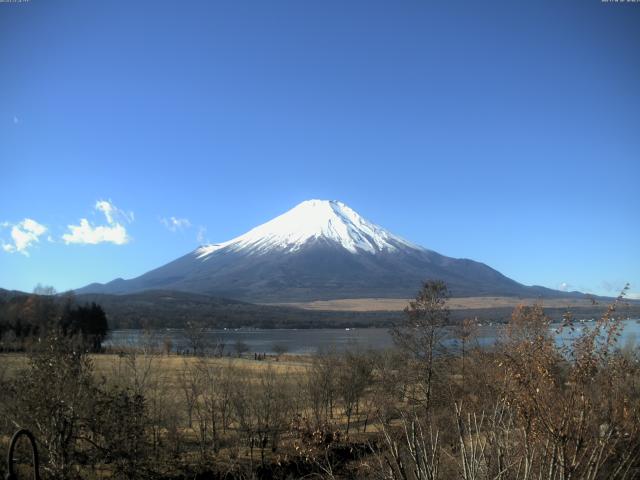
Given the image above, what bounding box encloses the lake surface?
[104,319,640,355]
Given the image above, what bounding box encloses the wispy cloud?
[62,200,132,245]
[196,226,207,243]
[1,218,48,256]
[95,200,134,224]
[161,216,192,232]
[599,280,628,295]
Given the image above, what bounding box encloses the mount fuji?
[78,200,575,302]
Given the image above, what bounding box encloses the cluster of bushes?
[0,335,146,479]
[0,281,639,479]
[371,282,640,480]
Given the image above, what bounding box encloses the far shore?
[265,295,621,312]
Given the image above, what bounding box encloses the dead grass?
[266,296,598,311]
[0,352,310,385]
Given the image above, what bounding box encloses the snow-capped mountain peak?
[196,199,419,258]
[77,200,573,302]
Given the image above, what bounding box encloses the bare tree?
[229,370,258,464]
[272,343,288,359]
[391,280,449,413]
[453,318,478,386]
[252,367,293,463]
[234,340,249,357]
[191,358,237,456]
[212,336,226,357]
[183,320,208,356]
[162,335,173,355]
[371,411,440,480]
[178,360,201,429]
[337,349,373,434]
[307,350,339,429]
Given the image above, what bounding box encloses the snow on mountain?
[195,199,420,258]
[76,199,582,302]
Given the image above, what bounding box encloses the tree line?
[0,285,109,352]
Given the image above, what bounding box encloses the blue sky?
[1,0,638,298]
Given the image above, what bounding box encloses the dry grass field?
[0,351,310,383]
[0,348,379,478]
[268,295,601,311]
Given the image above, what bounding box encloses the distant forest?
[85,293,640,330]
[2,287,638,333]
[70,290,399,329]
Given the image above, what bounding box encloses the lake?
[104,319,640,355]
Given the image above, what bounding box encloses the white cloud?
[1,218,48,256]
[95,199,134,224]
[96,200,116,224]
[627,292,640,300]
[62,200,132,245]
[558,282,571,292]
[161,216,192,232]
[196,226,207,243]
[63,220,128,245]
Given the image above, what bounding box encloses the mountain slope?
[77,200,582,302]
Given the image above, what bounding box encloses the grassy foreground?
[1,287,639,479]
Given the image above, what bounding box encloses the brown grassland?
[269,296,612,312]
